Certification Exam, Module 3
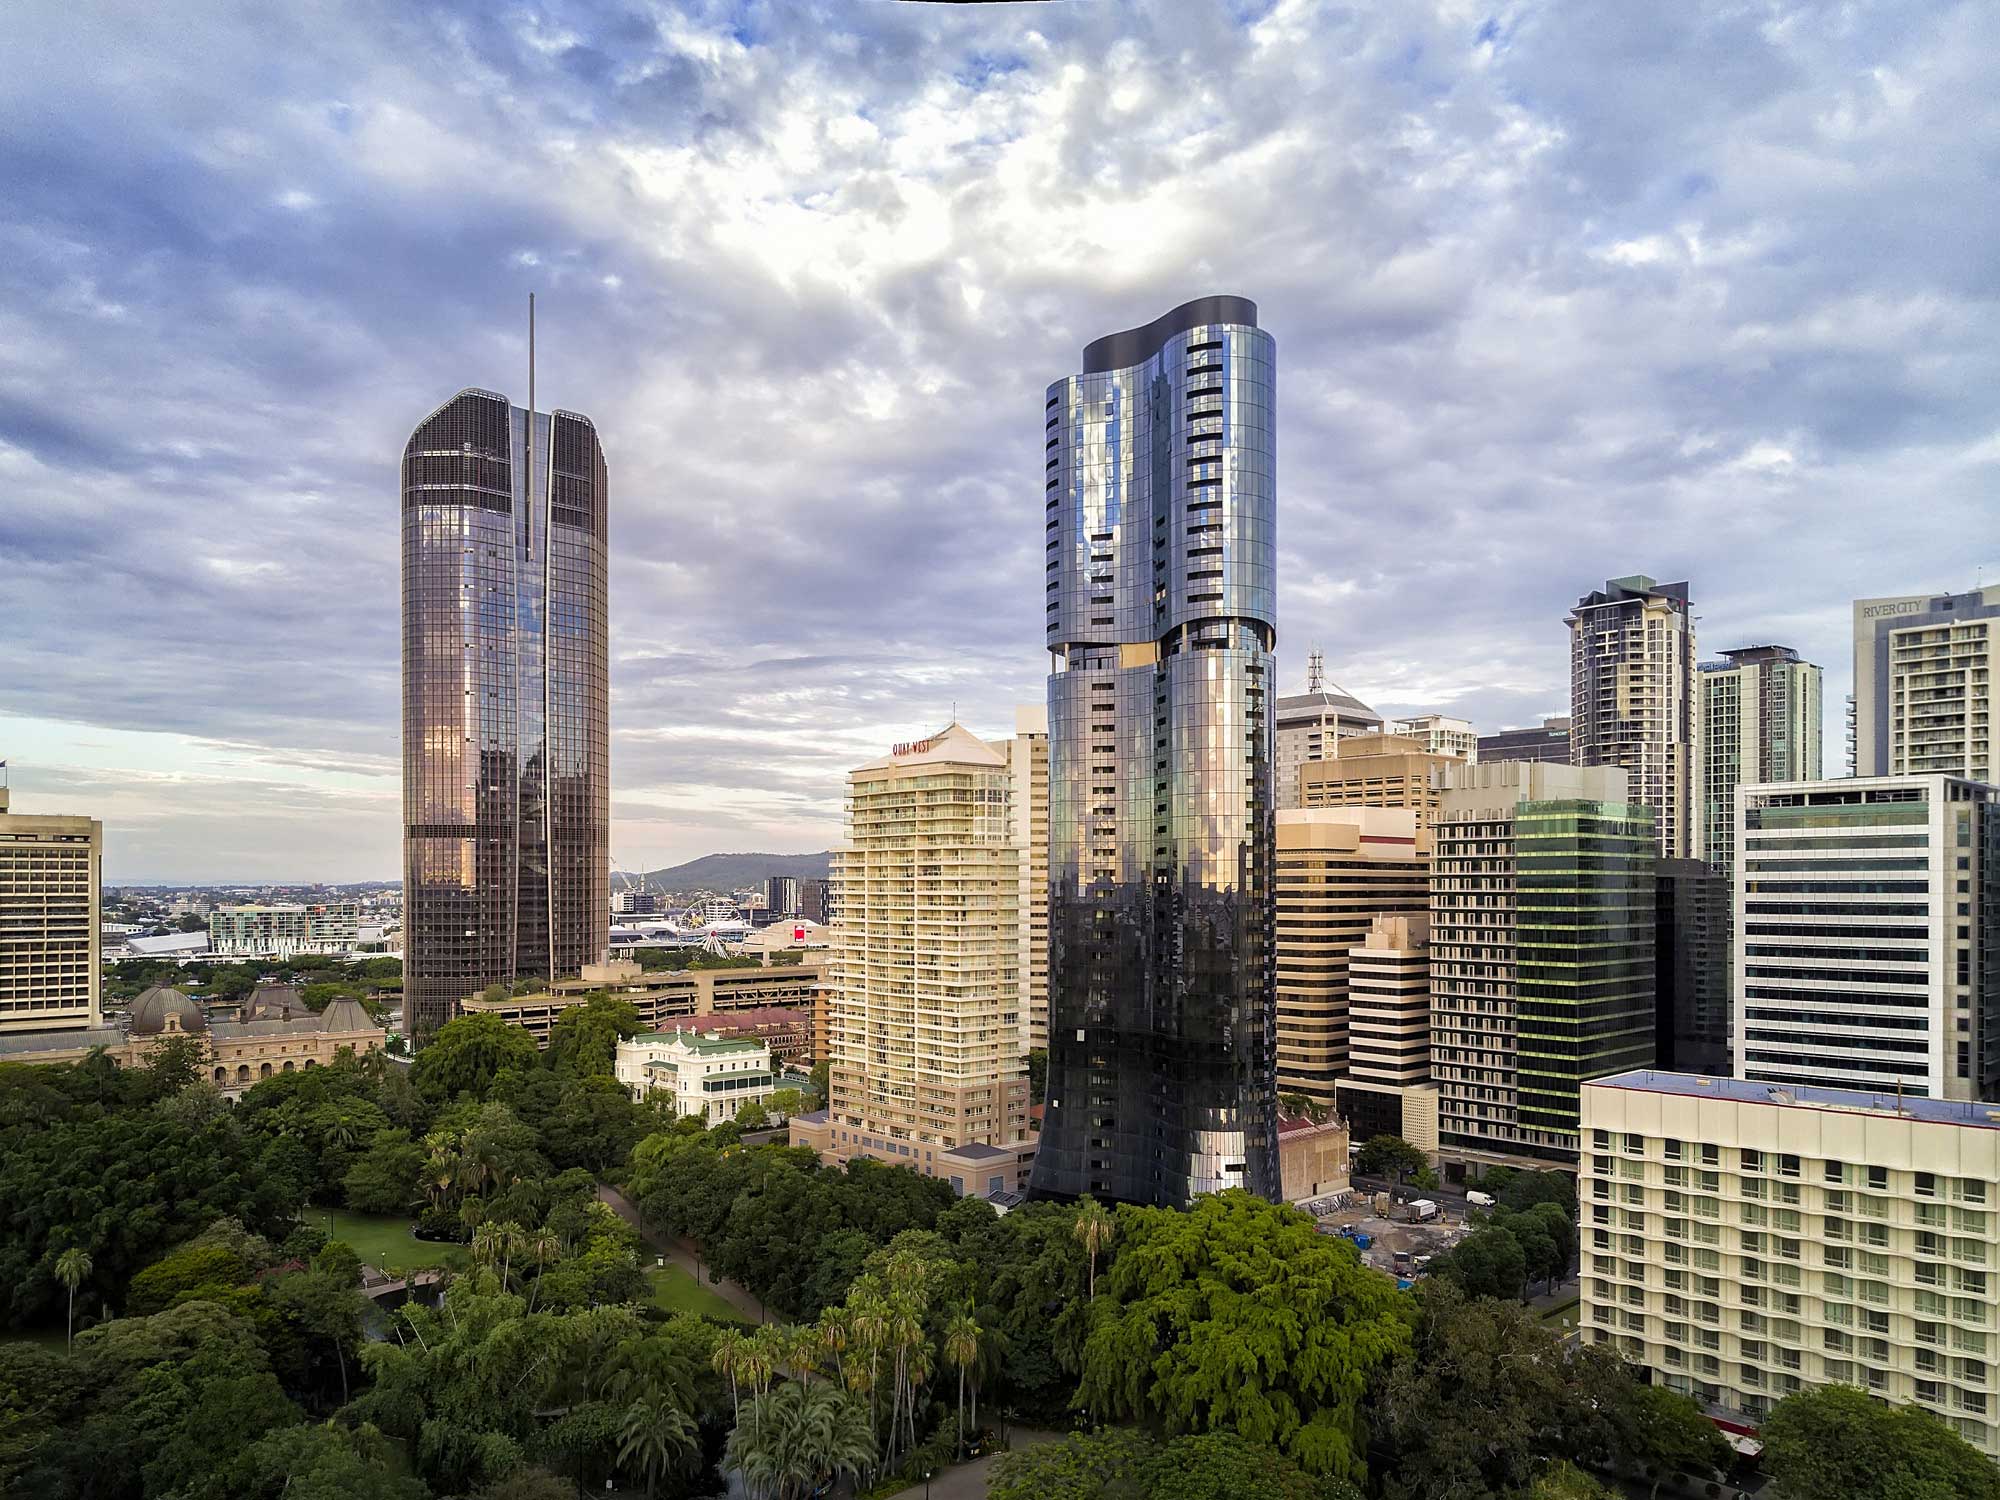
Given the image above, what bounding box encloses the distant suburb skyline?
[3,2,1997,882]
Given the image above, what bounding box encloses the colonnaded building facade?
[401,388,610,1039]
[1031,295,1280,1207]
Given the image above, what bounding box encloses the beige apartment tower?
[0,787,103,1034]
[1570,575,1699,859]
[1851,584,2000,781]
[1581,1071,2000,1458]
[1299,731,1463,832]
[809,725,1032,1184]
[1003,705,1050,1054]
[1273,807,1429,1109]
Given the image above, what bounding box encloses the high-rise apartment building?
[764,876,800,919]
[808,725,1032,1186]
[1478,715,1572,766]
[1580,1070,2000,1457]
[1272,807,1429,1109]
[1734,775,1997,1102]
[208,901,362,959]
[1431,761,1656,1167]
[1569,576,1699,859]
[798,877,830,925]
[1851,585,2000,781]
[1300,731,1462,832]
[1034,295,1280,1207]
[401,388,609,1038]
[1389,714,1478,763]
[1003,705,1050,1054]
[1699,645,1823,880]
[1274,651,1383,809]
[0,787,102,1035]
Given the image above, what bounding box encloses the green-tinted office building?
[1514,799,1658,1138]
[1433,762,1658,1169]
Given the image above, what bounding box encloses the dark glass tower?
[401,389,609,1040]
[1030,296,1279,1207]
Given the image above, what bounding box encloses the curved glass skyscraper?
[401,389,609,1039]
[1030,296,1279,1207]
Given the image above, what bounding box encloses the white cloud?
[0,0,1995,879]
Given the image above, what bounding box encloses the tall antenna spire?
[1306,646,1325,695]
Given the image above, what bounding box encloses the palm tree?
[525,1226,561,1313]
[53,1248,91,1353]
[617,1390,698,1500]
[470,1221,502,1276]
[944,1308,980,1456]
[1074,1197,1115,1298]
[712,1328,748,1428]
[727,1380,875,1500]
[817,1306,851,1388]
[495,1219,525,1286]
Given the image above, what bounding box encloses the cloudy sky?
[3,1,1995,883]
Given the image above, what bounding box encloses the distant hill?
[637,852,834,892]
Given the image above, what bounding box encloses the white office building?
[1734,775,1997,1102]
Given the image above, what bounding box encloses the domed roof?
[318,997,374,1034]
[130,985,208,1036]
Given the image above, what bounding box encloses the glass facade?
[401,389,608,1040]
[1513,799,1658,1139]
[1030,296,1280,1207]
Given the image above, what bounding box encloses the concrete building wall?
[1581,1070,2000,1457]
[1300,733,1462,833]
[1274,808,1429,1109]
[0,788,101,1035]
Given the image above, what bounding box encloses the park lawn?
[647,1264,746,1322]
[317,1208,469,1275]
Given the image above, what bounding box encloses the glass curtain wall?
[401,390,608,1039]
[1031,296,1279,1207]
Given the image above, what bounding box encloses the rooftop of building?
[1589,1069,2000,1130]
[0,1026,127,1057]
[941,1141,1013,1162]
[1575,574,1690,608]
[631,1029,767,1055]
[1700,644,1805,668]
[1275,685,1379,720]
[856,721,1006,772]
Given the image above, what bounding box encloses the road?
[595,1183,773,1324]
[916,1428,1067,1499]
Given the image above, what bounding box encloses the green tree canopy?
[1354,1135,1427,1182]
[412,1014,543,1102]
[1761,1384,2000,1500]
[1077,1191,1410,1481]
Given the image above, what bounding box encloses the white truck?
[1406,1198,1440,1223]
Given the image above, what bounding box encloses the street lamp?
[924,1471,933,1499]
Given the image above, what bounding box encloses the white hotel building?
[1581,1070,2000,1458]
